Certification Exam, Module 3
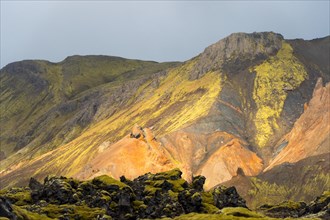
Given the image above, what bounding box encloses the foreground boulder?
[30,176,77,204]
[258,201,308,218]
[308,191,330,217]
[212,185,247,209]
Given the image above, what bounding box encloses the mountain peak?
[189,32,284,79]
[205,32,283,57]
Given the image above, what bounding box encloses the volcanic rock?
[0,197,17,220]
[212,185,247,209]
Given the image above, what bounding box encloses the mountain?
[0,32,329,208]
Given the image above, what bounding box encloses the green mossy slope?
[251,41,307,148]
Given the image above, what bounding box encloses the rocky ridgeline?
[0,169,329,219]
[189,32,283,79]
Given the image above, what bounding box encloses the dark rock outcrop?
[212,185,247,209]
[0,197,17,220]
[192,175,206,192]
[1,169,248,219]
[259,201,308,218]
[259,191,330,219]
[30,176,77,204]
[1,169,329,219]
[178,190,203,213]
[308,191,330,215]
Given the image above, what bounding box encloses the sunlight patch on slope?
[32,59,222,177]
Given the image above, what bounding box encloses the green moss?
[163,212,274,219]
[1,188,32,206]
[202,203,220,214]
[100,194,111,202]
[143,178,187,196]
[77,181,92,190]
[109,201,117,210]
[133,200,144,207]
[133,200,147,210]
[300,173,330,201]
[251,41,307,148]
[248,172,330,209]
[162,208,301,220]
[143,185,160,196]
[146,179,166,187]
[168,190,179,200]
[262,200,303,212]
[168,179,187,192]
[92,175,129,190]
[201,191,214,204]
[142,169,188,196]
[318,191,330,203]
[192,192,201,199]
[248,177,294,208]
[153,168,182,180]
[185,213,223,220]
[12,205,52,220]
[39,203,109,219]
[191,190,220,214]
[221,207,265,218]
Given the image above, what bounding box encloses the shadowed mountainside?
[222,153,330,209]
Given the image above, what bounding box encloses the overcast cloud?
[1,1,329,68]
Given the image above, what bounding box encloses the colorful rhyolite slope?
[0,32,329,206]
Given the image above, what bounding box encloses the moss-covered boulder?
[152,168,183,181]
[92,175,130,191]
[192,175,206,192]
[178,190,203,213]
[212,185,247,209]
[308,191,330,215]
[30,176,78,205]
[220,207,266,218]
[259,200,307,218]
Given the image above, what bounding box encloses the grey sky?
[1,1,329,68]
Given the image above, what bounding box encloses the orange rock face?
[160,131,263,190]
[77,127,263,190]
[196,139,263,189]
[265,78,330,171]
[76,126,175,180]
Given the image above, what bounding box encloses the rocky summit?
[0,32,329,218]
[0,169,329,219]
